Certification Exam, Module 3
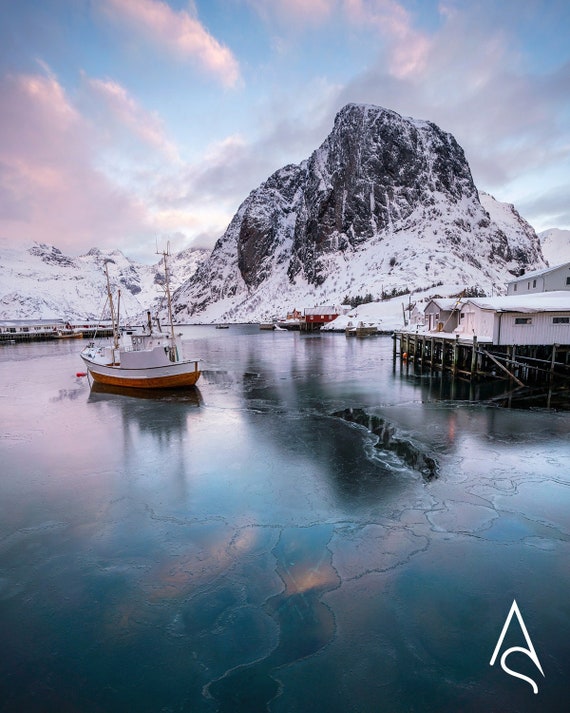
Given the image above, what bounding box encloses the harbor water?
[1,326,569,712]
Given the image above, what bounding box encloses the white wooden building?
[506,262,570,295]
[423,298,462,333]
[423,291,570,346]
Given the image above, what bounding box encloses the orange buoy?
[402,352,408,360]
[76,372,87,377]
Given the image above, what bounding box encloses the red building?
[301,306,340,331]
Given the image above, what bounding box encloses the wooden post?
[511,345,517,382]
[470,336,477,379]
[452,335,459,376]
[550,344,558,383]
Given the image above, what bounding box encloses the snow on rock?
[539,228,570,265]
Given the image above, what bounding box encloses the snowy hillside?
[0,242,209,320]
[539,228,570,265]
[171,104,546,324]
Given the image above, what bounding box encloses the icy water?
[1,327,569,713]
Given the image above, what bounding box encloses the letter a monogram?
[490,599,545,694]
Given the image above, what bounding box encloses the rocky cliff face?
[172,103,545,322]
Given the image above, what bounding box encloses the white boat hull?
[81,354,200,389]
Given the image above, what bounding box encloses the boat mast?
[161,244,176,346]
[104,259,119,350]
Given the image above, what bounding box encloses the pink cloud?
[100,0,240,87]
[248,0,430,77]
[247,0,335,27]
[87,77,179,160]
[0,70,153,255]
[344,0,431,78]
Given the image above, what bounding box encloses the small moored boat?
[80,250,200,389]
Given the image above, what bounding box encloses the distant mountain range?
[0,242,208,321]
[1,103,567,324]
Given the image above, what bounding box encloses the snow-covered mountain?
[539,228,570,265]
[171,103,546,323]
[0,242,209,321]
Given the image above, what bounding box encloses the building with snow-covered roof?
[300,305,341,331]
[424,297,463,333]
[506,262,570,295]
[422,291,570,346]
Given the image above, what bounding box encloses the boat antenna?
[103,259,119,350]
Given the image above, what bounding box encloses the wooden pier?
[393,331,570,386]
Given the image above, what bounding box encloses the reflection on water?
[0,329,569,712]
[206,526,339,712]
[89,380,204,405]
[398,364,570,411]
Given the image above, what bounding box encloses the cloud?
[100,0,240,87]
[518,186,570,230]
[85,77,179,161]
[326,2,570,200]
[0,68,154,256]
[248,0,430,77]
[247,0,334,27]
[343,0,431,78]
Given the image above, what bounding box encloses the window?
[514,284,517,291]
[566,276,570,285]
[514,317,532,325]
[532,279,537,288]
[553,317,569,324]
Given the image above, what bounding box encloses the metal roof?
[506,261,570,284]
[465,291,570,313]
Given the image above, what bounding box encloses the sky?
[1,0,569,264]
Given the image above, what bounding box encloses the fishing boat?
[80,250,200,389]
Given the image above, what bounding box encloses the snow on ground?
[322,297,412,332]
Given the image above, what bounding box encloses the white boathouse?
[422,292,570,346]
[394,291,570,385]
[506,261,570,295]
